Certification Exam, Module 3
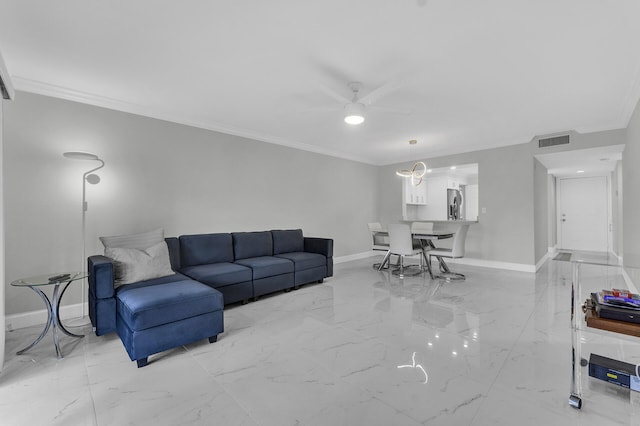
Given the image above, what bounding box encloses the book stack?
[591,289,640,324]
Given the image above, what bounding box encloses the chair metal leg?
[377,250,392,271]
[423,250,434,279]
[430,255,465,280]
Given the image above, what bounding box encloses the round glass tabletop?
[10,271,86,287]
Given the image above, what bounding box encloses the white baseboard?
[361,251,536,273]
[535,251,552,272]
[334,251,376,264]
[5,303,87,332]
[445,257,536,273]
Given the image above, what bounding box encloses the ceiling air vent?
[538,135,570,148]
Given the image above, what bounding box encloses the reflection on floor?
[1,257,640,425]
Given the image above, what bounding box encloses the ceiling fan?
[318,81,410,126]
[344,82,367,125]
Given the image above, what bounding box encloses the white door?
[557,176,609,251]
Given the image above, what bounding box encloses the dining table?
[411,231,454,278]
[373,230,454,278]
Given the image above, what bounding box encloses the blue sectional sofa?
[88,229,333,367]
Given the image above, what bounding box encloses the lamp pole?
[63,152,104,320]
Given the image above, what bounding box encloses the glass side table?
[567,252,639,410]
[10,272,86,358]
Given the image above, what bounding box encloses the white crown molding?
[12,76,636,167]
[573,123,630,135]
[12,76,378,165]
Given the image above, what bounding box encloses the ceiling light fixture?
[344,102,365,125]
[396,140,427,186]
[343,82,366,125]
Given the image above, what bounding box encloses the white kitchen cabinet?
[403,177,427,205]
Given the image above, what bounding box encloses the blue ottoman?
[115,279,224,367]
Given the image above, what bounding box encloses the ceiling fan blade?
[359,81,403,105]
[315,82,351,104]
[370,104,412,116]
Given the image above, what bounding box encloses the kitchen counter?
[402,219,478,224]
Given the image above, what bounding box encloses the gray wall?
[378,143,536,265]
[533,158,549,263]
[624,99,640,267]
[3,92,379,316]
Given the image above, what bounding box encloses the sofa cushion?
[164,237,181,270]
[271,229,304,254]
[234,256,293,279]
[180,233,233,267]
[114,272,192,291]
[105,241,174,287]
[232,231,273,260]
[274,252,326,271]
[100,228,165,250]
[116,280,223,331]
[180,262,252,287]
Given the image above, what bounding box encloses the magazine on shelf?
[590,293,640,325]
[595,291,640,310]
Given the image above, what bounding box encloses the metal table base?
[17,281,84,359]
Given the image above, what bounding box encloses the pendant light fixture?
[396,140,427,186]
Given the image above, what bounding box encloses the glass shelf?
[568,256,640,414]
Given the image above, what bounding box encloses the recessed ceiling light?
[576,170,585,174]
[450,166,456,170]
[426,169,432,173]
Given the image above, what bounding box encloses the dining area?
[368,221,471,280]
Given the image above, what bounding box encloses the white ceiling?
[1,1,640,165]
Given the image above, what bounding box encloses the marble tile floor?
[2,257,640,425]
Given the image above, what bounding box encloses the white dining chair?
[428,224,469,280]
[368,222,392,270]
[410,221,435,277]
[387,224,424,278]
[410,221,434,234]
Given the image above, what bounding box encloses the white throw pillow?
[100,228,164,250]
[105,241,174,287]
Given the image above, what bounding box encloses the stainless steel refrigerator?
[447,188,463,220]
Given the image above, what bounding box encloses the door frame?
[556,174,611,252]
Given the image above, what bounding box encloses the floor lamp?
[63,151,105,324]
